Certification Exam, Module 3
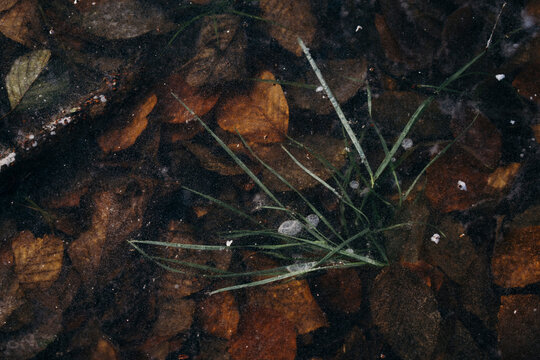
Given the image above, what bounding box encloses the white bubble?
[457,180,467,191]
[286,261,316,273]
[401,138,413,150]
[306,214,320,228]
[349,180,360,189]
[495,74,505,81]
[278,220,302,236]
[431,233,440,244]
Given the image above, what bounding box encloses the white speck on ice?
[401,138,413,150]
[349,180,360,189]
[431,233,440,244]
[306,214,320,229]
[225,240,233,247]
[510,120,515,125]
[0,151,16,168]
[99,95,107,103]
[457,180,467,191]
[495,74,505,81]
[278,219,302,236]
[355,25,363,32]
[315,86,323,92]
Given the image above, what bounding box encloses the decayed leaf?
[184,14,246,88]
[371,264,441,360]
[11,231,63,291]
[217,70,289,144]
[228,307,297,360]
[80,0,172,40]
[425,146,491,213]
[253,135,347,192]
[198,291,239,340]
[289,58,368,115]
[0,0,44,47]
[451,109,501,169]
[0,0,18,12]
[184,142,245,176]
[246,279,328,335]
[156,74,220,124]
[259,0,317,56]
[97,94,157,153]
[5,49,51,110]
[485,162,520,193]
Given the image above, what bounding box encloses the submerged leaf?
[217,70,289,144]
[11,231,64,291]
[5,49,51,110]
[0,0,44,47]
[0,0,18,12]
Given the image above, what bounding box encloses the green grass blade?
[298,37,374,186]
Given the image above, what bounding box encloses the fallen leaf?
[0,0,45,47]
[183,14,246,88]
[512,63,540,104]
[184,142,245,176]
[289,58,367,115]
[11,231,63,291]
[156,74,220,124]
[198,291,239,339]
[425,146,491,213]
[374,13,405,63]
[5,49,51,110]
[98,94,156,153]
[451,109,501,169]
[0,0,18,12]
[259,0,317,56]
[314,269,363,314]
[80,0,172,40]
[485,162,520,193]
[253,135,346,192]
[150,298,196,340]
[217,70,288,144]
[492,225,540,288]
[371,264,441,360]
[228,307,296,360]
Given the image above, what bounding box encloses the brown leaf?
[198,291,239,339]
[425,146,491,213]
[184,142,244,176]
[485,162,520,194]
[156,74,220,124]
[246,279,328,335]
[0,0,45,47]
[217,70,289,144]
[80,0,172,40]
[289,58,367,115]
[371,264,441,360]
[0,0,18,12]
[492,225,540,288]
[253,135,346,192]
[97,94,157,153]
[451,109,501,169]
[259,0,317,56]
[228,307,297,360]
[512,62,540,104]
[314,269,363,314]
[11,231,63,291]
[150,298,196,339]
[184,14,246,88]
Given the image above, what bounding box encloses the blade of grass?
[298,37,374,186]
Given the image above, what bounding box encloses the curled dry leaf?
[0,0,45,47]
[156,74,220,124]
[259,0,317,56]
[80,0,172,40]
[289,58,367,115]
[184,14,246,88]
[97,94,157,153]
[217,70,289,144]
[11,231,63,291]
[5,49,51,110]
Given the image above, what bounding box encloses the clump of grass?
[130,37,488,295]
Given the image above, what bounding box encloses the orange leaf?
[156,73,220,124]
[98,94,157,153]
[217,70,288,144]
